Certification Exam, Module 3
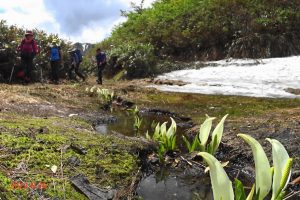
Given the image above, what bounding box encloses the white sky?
[0,0,155,43]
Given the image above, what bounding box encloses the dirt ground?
[0,79,299,199]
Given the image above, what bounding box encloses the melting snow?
[150,56,300,98]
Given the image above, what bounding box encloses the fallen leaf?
[51,165,58,173]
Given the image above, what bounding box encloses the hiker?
[95,48,106,84]
[68,48,85,81]
[17,30,39,83]
[49,39,63,84]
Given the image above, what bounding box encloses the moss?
[0,112,141,199]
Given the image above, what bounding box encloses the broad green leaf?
[235,178,246,200]
[246,184,255,200]
[209,114,228,154]
[199,144,205,152]
[182,135,192,152]
[171,135,176,150]
[166,117,176,139]
[207,134,218,154]
[160,122,167,137]
[191,135,200,152]
[146,131,151,140]
[279,159,293,193]
[198,152,234,200]
[238,134,272,200]
[266,138,291,200]
[205,161,229,174]
[153,123,161,140]
[158,143,165,162]
[275,191,286,200]
[199,117,215,146]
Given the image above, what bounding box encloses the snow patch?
[150,56,300,98]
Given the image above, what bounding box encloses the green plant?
[96,88,114,104]
[127,106,139,116]
[134,115,143,132]
[238,134,272,200]
[266,138,293,200]
[146,117,177,153]
[199,152,234,200]
[199,134,293,200]
[127,106,143,133]
[182,114,228,154]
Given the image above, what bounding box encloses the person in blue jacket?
[49,39,63,84]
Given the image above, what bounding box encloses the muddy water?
[94,109,191,138]
[92,107,300,200]
[94,109,214,200]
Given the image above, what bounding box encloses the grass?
[121,85,300,122]
[0,112,141,199]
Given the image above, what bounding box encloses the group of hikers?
[16,30,107,84]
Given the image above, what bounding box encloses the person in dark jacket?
[68,48,85,81]
[49,39,63,84]
[95,48,106,84]
[17,30,39,82]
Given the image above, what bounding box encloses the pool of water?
[94,109,192,139]
[136,168,213,200]
[94,108,214,200]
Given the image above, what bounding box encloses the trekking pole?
[40,66,44,84]
[9,65,15,83]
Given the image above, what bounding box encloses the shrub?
[107,42,157,79]
[0,20,72,82]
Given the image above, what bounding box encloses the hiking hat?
[25,30,34,36]
[67,48,76,53]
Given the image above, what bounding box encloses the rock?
[113,97,134,108]
[142,108,192,122]
[148,154,159,164]
[285,88,300,95]
[71,144,87,155]
[177,121,194,129]
[67,156,81,167]
[153,79,187,86]
[70,174,116,200]
[38,126,49,134]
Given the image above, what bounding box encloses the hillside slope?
[84,0,300,79]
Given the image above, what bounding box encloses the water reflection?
[137,172,213,200]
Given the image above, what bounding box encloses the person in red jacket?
[17,30,39,82]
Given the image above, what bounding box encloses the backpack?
[75,49,82,62]
[50,47,60,61]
